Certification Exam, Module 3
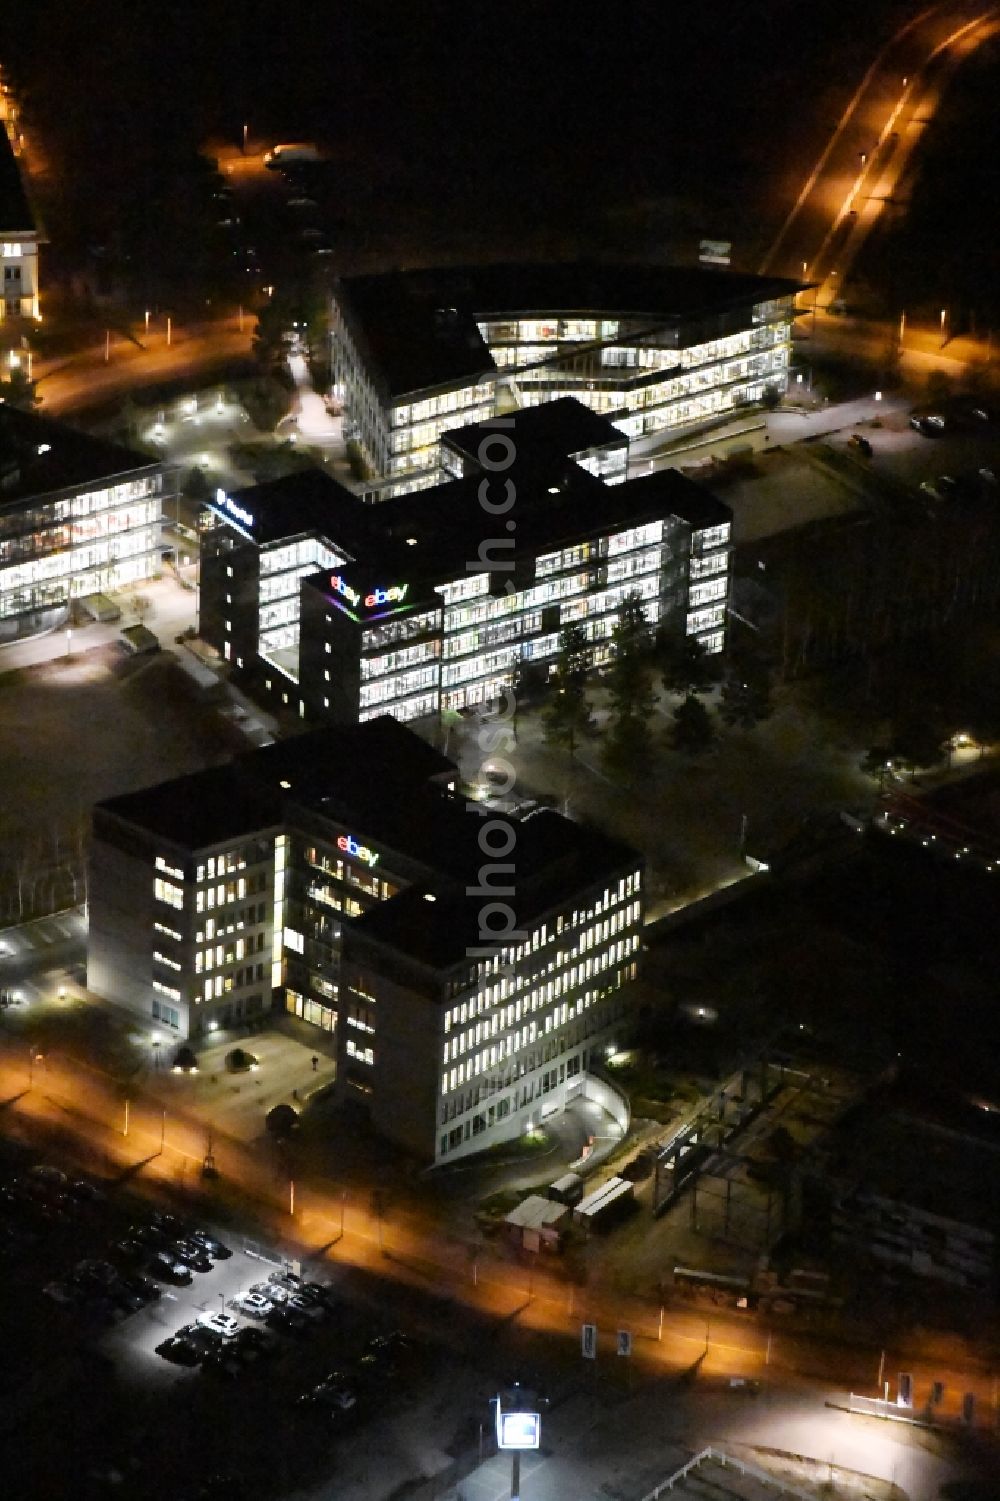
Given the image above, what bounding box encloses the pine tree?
[671,693,715,754]
[603,594,657,778]
[657,630,718,697]
[543,624,592,757]
[719,661,774,729]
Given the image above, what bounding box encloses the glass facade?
[436,869,643,1160]
[332,510,726,725]
[331,282,794,488]
[0,473,162,626]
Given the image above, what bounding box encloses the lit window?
[154,878,183,910]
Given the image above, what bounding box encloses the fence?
[636,1445,818,1501]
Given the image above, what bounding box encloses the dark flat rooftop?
[95,765,284,851]
[95,718,641,971]
[316,454,731,590]
[335,261,802,398]
[349,808,641,971]
[219,468,361,547]
[0,405,159,508]
[442,397,626,465]
[0,127,34,236]
[213,399,730,582]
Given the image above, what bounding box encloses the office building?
[199,398,731,724]
[88,716,644,1162]
[0,93,41,325]
[330,261,800,487]
[0,405,168,643]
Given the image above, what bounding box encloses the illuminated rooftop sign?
[215,489,253,530]
[330,574,409,613]
[338,833,379,868]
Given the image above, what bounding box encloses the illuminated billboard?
[496,1411,540,1451]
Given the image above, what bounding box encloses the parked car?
[847,433,873,456]
[148,1252,193,1285]
[201,1349,244,1379]
[172,1240,213,1274]
[119,1273,160,1303]
[43,1281,80,1306]
[910,414,945,436]
[67,1178,107,1206]
[197,1312,240,1340]
[29,1165,68,1189]
[113,1237,147,1262]
[156,1335,202,1366]
[234,1291,272,1319]
[234,1326,278,1357]
[266,1305,309,1335]
[190,1230,232,1260]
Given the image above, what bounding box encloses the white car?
[197,1312,239,1340]
[234,1292,272,1319]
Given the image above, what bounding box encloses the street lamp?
[940,307,948,346]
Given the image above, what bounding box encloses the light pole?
[940,307,948,347]
[159,1108,166,1154]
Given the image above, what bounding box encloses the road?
[0,1019,997,1452]
[30,312,254,417]
[760,1,1000,301]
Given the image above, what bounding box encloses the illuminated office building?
[200,398,731,724]
[0,406,168,644]
[0,96,41,324]
[88,716,643,1163]
[330,261,799,487]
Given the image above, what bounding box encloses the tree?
[860,745,894,790]
[926,369,951,407]
[0,368,39,410]
[603,594,657,778]
[543,624,592,757]
[889,714,947,776]
[510,655,549,706]
[543,679,591,758]
[656,630,718,697]
[671,693,715,754]
[719,661,774,730]
[555,622,591,691]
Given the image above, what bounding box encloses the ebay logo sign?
[338,833,379,868]
[330,575,409,612]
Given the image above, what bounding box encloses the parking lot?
[0,1135,455,1501]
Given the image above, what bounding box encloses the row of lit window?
[444,933,640,1063]
[687,604,726,635]
[444,877,641,1021]
[195,851,250,883]
[441,953,634,1094]
[195,877,251,912]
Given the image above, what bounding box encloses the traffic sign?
[963,1392,976,1424]
[931,1381,944,1405]
[617,1330,632,1358]
[581,1323,597,1360]
[897,1372,913,1407]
